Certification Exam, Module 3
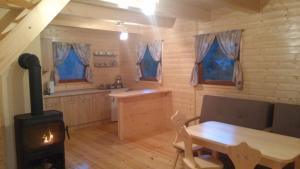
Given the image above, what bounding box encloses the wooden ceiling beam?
[156,0,211,21]
[217,0,262,13]
[61,2,176,28]
[72,0,211,21]
[51,14,146,34]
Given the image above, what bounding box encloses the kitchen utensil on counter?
[114,76,123,88]
[98,84,106,90]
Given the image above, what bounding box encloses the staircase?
[0,0,70,75]
[0,0,41,40]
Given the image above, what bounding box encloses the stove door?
[22,121,65,152]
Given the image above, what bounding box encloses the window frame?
[59,76,88,83]
[198,64,235,86]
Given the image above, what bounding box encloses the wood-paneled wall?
[195,0,300,114]
[0,77,4,169]
[119,34,141,87]
[0,126,4,169]
[127,0,300,118]
[139,20,197,117]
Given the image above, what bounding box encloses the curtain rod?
[141,39,164,42]
[194,29,245,37]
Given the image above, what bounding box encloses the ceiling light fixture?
[118,0,129,9]
[120,31,128,41]
[117,22,128,41]
[140,0,158,16]
[102,0,159,16]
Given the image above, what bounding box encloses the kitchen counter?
[43,88,118,127]
[43,89,110,98]
[109,89,171,99]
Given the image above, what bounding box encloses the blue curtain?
[140,46,159,79]
[56,47,85,80]
[202,39,234,81]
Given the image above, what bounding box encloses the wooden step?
[0,8,30,39]
[0,0,71,75]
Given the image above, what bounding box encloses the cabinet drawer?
[61,96,76,104]
[44,98,61,110]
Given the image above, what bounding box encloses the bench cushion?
[200,95,273,130]
[272,103,300,138]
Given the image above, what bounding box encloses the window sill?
[194,84,236,90]
[136,80,162,87]
[55,81,94,92]
[59,79,88,83]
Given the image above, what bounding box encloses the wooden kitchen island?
[109,89,172,140]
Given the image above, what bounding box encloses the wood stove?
[14,54,66,169]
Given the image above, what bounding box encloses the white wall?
[0,36,41,169]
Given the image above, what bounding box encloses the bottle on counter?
[47,81,55,95]
[46,71,56,95]
[114,76,123,88]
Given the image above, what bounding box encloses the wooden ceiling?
[52,0,271,33]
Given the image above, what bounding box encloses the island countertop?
[43,89,110,98]
[109,89,171,99]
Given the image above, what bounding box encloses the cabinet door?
[103,94,112,120]
[94,93,105,121]
[77,94,95,125]
[61,96,78,127]
[44,98,61,111]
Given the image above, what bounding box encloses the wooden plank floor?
[65,122,184,169]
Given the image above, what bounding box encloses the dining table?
[188,121,300,169]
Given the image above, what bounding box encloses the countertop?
[109,89,171,98]
[43,89,111,98]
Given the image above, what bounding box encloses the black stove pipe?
[18,53,44,115]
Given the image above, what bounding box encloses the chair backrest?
[181,125,198,168]
[170,111,188,143]
[228,142,261,169]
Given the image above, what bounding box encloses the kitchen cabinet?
[44,91,111,127]
[94,93,106,120]
[44,97,61,111]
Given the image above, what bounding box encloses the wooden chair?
[181,125,223,169]
[228,142,262,169]
[170,111,205,169]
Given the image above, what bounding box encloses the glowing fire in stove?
[42,129,54,144]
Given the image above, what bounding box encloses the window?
[56,47,86,82]
[198,38,235,86]
[140,46,159,81]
